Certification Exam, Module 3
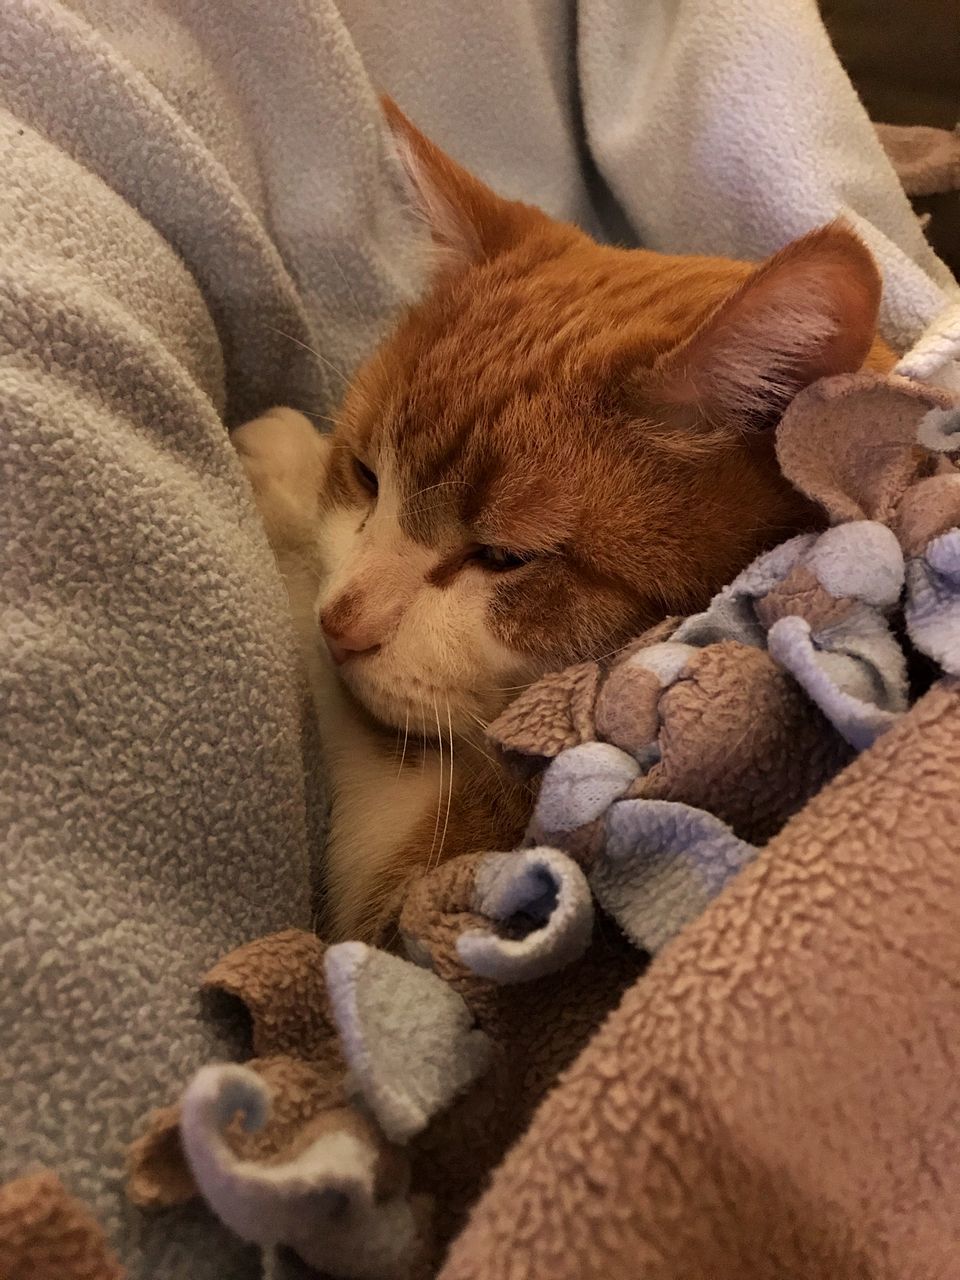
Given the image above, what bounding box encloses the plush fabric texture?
[3,0,959,1275]
[179,1063,424,1280]
[570,0,960,354]
[324,942,492,1142]
[457,848,595,984]
[0,1172,125,1280]
[437,373,960,1279]
[590,800,758,953]
[441,680,960,1280]
[127,897,644,1276]
[121,372,960,1277]
[822,0,960,277]
[877,123,960,198]
[353,0,960,355]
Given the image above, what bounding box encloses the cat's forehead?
[338,250,685,544]
[392,256,659,404]
[378,396,582,547]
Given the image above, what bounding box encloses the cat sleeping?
[234,100,894,943]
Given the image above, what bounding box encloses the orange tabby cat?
[235,101,894,942]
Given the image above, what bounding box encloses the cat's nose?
[319,610,381,666]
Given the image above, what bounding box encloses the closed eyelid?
[425,541,557,590]
[425,546,471,589]
[471,532,563,558]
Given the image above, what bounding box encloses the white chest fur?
[307,645,442,939]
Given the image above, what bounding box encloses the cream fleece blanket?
[0,2,957,1278]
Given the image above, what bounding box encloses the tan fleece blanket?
[442,687,960,1280]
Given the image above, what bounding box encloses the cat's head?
[310,101,885,738]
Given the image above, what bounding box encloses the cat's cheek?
[314,504,370,592]
[346,578,530,733]
[446,593,537,720]
[487,572,612,671]
[486,572,570,659]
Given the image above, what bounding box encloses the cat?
[234,99,895,943]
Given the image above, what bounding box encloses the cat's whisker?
[403,499,465,520]
[322,246,364,322]
[264,323,351,388]
[434,697,455,873]
[396,708,410,779]
[488,641,634,701]
[404,478,473,505]
[582,637,637,666]
[482,758,511,800]
[417,691,427,765]
[286,405,341,429]
[465,739,508,798]
[426,695,444,872]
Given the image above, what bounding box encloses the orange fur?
[239,102,895,941]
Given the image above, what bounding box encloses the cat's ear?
[645,224,883,433]
[381,95,539,269]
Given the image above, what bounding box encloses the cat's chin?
[333,661,504,742]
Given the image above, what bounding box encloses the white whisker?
[417,691,427,764]
[435,698,455,871]
[323,246,364,322]
[466,738,508,798]
[582,638,635,666]
[426,695,444,873]
[265,323,350,387]
[286,404,341,428]
[396,708,410,778]
[467,737,499,770]
[404,478,473,505]
[489,640,633,698]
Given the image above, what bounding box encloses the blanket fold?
[439,671,960,1280]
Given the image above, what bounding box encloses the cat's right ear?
[639,224,884,438]
[382,96,539,269]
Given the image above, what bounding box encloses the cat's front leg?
[333,760,532,946]
[232,405,335,693]
[231,406,332,552]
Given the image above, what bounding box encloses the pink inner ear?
[386,106,484,267]
[652,225,883,431]
[381,95,552,267]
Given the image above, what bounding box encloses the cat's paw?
[232,406,331,543]
[233,405,329,484]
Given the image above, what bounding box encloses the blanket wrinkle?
[442,700,960,1280]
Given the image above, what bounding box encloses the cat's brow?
[404,478,473,507]
[474,494,576,551]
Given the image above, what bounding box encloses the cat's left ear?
[643,224,884,434]
[382,96,543,270]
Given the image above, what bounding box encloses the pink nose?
[320,610,381,666]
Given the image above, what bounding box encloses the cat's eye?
[469,544,534,572]
[352,456,378,496]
